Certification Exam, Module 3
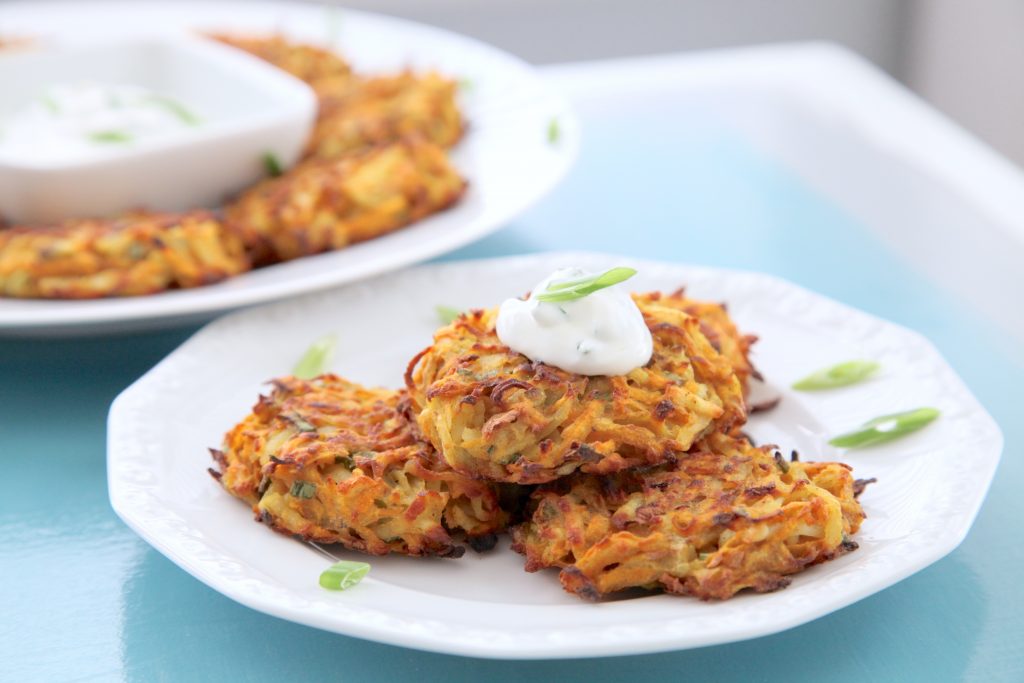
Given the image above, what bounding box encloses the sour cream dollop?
[495,267,653,376]
[0,82,201,164]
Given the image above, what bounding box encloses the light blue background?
[2,115,1021,682]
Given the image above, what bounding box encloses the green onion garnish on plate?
[89,130,133,144]
[829,407,940,448]
[436,305,462,324]
[263,152,284,177]
[293,334,337,379]
[39,94,60,114]
[319,560,370,591]
[547,117,560,145]
[793,360,880,391]
[535,267,637,303]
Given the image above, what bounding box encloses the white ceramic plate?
[0,1,578,335]
[108,253,1002,659]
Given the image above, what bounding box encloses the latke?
[209,33,352,87]
[0,210,249,299]
[511,432,865,600]
[512,436,864,602]
[405,295,746,484]
[307,72,464,160]
[211,375,507,558]
[224,138,466,264]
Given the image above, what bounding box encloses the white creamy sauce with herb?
[0,82,201,162]
[496,267,653,376]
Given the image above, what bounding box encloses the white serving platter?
[107,253,1002,658]
[0,0,578,335]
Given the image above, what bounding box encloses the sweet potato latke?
[405,295,746,484]
[211,35,461,159]
[511,431,865,600]
[208,33,352,86]
[211,375,506,557]
[0,211,249,298]
[225,138,465,264]
[308,72,464,160]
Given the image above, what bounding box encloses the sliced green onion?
[289,481,317,499]
[89,130,132,144]
[793,360,880,391]
[535,267,637,303]
[293,334,337,379]
[319,560,370,591]
[829,407,940,448]
[547,117,561,145]
[145,95,201,126]
[435,305,462,324]
[39,94,59,114]
[263,152,284,177]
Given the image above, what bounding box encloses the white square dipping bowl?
[0,35,316,224]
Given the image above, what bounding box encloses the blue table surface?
[2,112,1022,683]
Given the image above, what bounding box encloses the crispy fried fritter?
[638,290,758,395]
[208,33,352,86]
[0,211,250,299]
[225,138,466,264]
[307,72,464,160]
[405,295,746,484]
[211,34,462,160]
[511,432,864,600]
[211,375,506,558]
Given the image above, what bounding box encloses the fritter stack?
[212,290,868,600]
